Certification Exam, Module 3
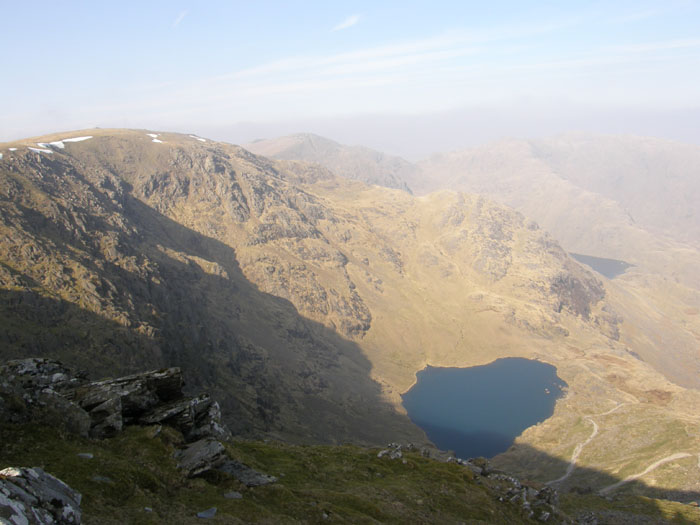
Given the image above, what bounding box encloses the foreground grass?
[2,423,699,524]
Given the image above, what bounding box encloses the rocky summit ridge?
[1,129,700,504]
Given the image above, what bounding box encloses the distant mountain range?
[245,133,415,193]
[2,128,699,498]
[247,132,700,390]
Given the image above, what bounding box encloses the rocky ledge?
[0,358,276,523]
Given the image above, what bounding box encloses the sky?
[2,0,700,157]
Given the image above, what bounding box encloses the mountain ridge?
[244,132,415,193]
[2,129,700,499]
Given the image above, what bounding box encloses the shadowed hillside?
[2,129,700,498]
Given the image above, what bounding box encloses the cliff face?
[2,130,700,496]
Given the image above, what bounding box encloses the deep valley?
[2,129,700,523]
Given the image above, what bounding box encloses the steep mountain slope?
[0,130,420,446]
[414,135,700,259]
[2,130,700,500]
[244,133,415,193]
[415,136,700,391]
[530,134,700,247]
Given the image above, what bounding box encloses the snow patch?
[146,133,159,138]
[8,147,17,151]
[28,147,53,154]
[152,138,163,143]
[35,136,95,150]
[189,135,206,142]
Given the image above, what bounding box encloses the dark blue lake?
[402,358,566,459]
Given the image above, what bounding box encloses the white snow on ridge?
[8,148,17,151]
[152,138,163,143]
[189,135,206,143]
[147,133,159,138]
[34,136,94,151]
[28,147,53,154]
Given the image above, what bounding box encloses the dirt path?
[599,453,694,494]
[547,403,627,485]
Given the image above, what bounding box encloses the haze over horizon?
[3,1,700,157]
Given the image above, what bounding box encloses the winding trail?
[548,402,698,494]
[599,453,694,495]
[547,403,628,485]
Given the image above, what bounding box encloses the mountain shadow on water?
[0,182,423,446]
[413,421,513,459]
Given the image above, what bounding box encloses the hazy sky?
[2,1,700,156]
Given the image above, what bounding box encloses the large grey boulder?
[172,438,277,487]
[174,438,228,478]
[0,466,82,524]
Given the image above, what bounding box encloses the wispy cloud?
[100,13,700,125]
[332,14,360,32]
[172,9,188,29]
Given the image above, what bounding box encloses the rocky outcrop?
[0,467,82,524]
[1,357,275,515]
[173,437,277,485]
[0,358,231,442]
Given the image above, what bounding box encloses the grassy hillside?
[3,422,699,524]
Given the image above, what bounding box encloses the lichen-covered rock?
[139,394,231,442]
[0,466,82,524]
[71,367,183,420]
[174,438,228,478]
[86,397,123,438]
